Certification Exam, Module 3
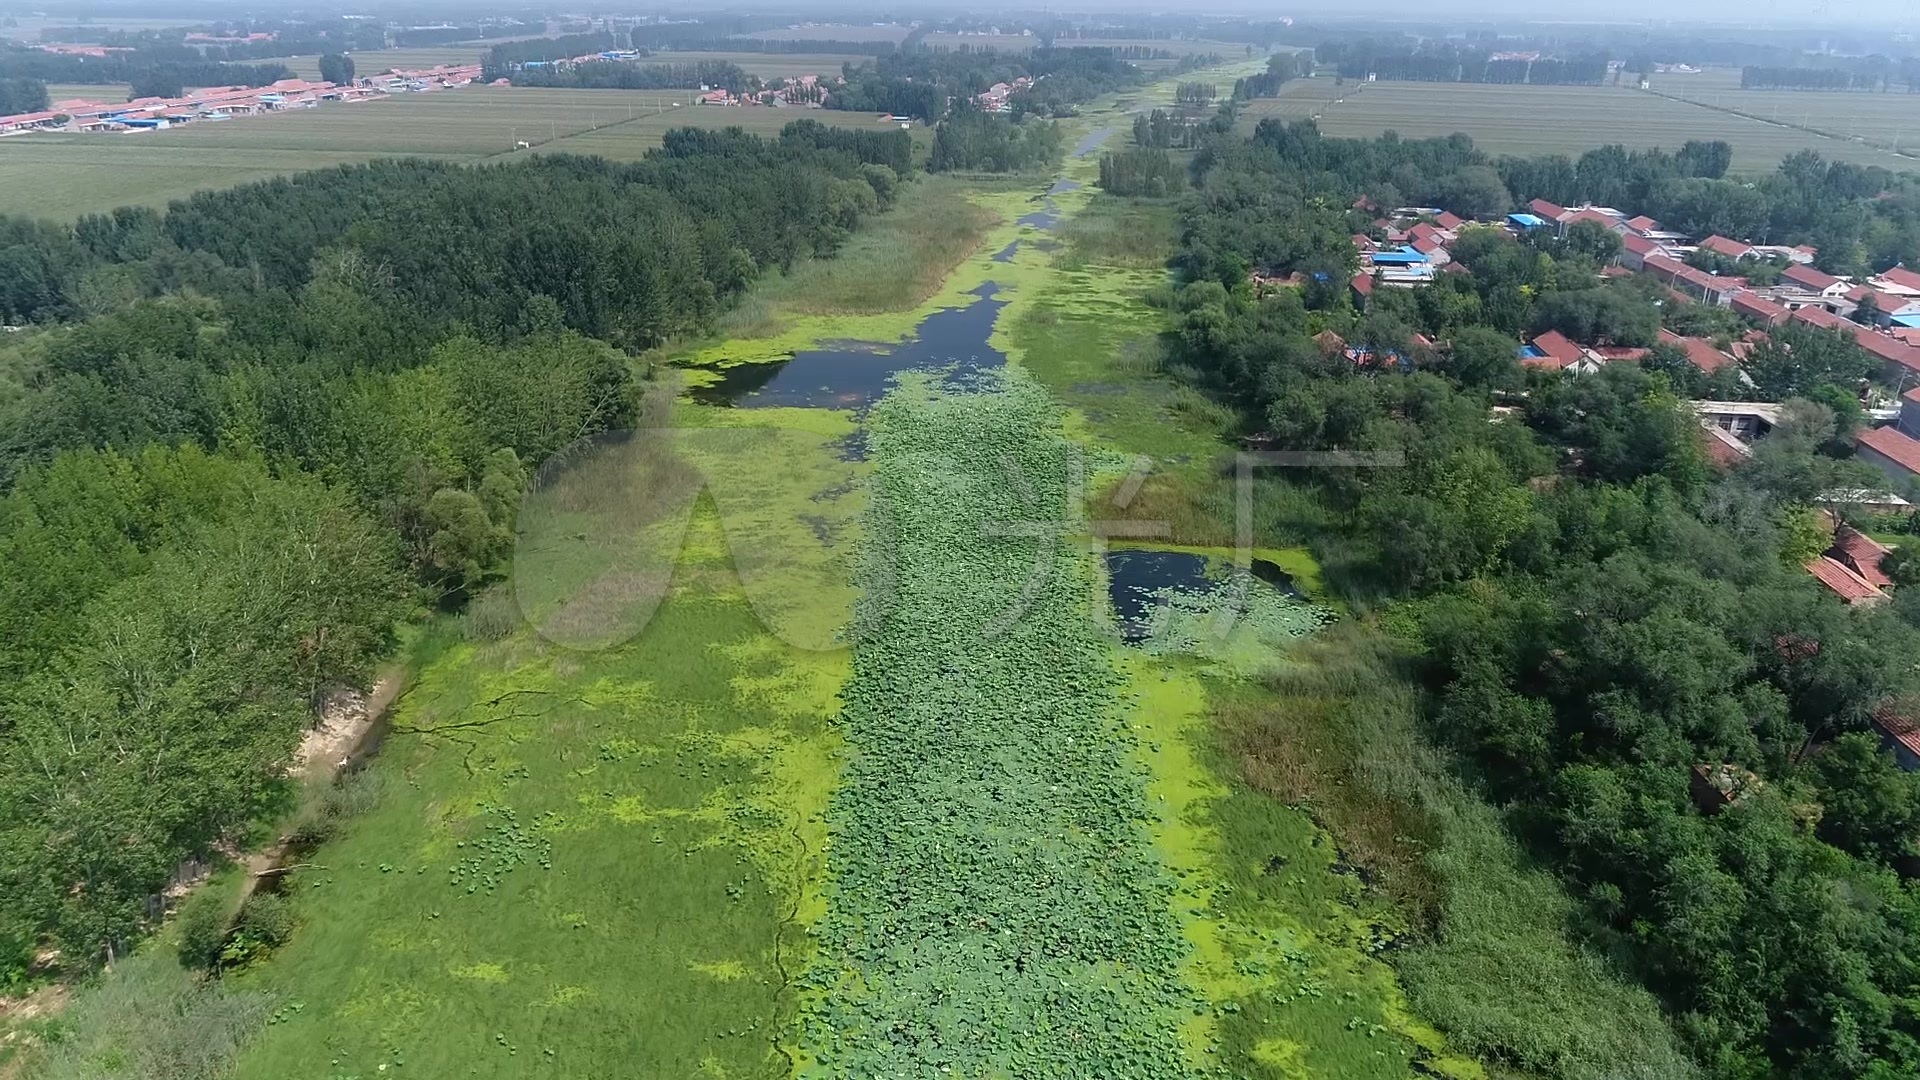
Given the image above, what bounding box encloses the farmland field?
[1653,65,1920,157]
[1240,78,1920,172]
[41,82,131,103]
[0,89,877,220]
[0,14,190,40]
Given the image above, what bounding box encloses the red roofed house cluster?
[0,63,506,137]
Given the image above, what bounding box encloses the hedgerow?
[800,370,1200,1076]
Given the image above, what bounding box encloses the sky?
[1257,0,1906,26]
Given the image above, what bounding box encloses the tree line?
[1315,40,1611,85]
[1232,51,1307,100]
[0,119,913,978]
[0,76,47,114]
[1161,111,1920,1080]
[508,60,752,93]
[0,42,291,92]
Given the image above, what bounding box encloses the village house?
[1856,422,1920,489]
[1698,235,1756,260]
[1520,329,1601,373]
[1872,703,1920,772]
[1730,291,1790,326]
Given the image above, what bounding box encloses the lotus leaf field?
[800,371,1197,1075]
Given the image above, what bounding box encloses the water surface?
[690,283,1008,409]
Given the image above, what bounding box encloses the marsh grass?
[1058,197,1179,269]
[1224,624,1696,1080]
[25,950,274,1080]
[726,176,999,327]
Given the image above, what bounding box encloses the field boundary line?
[1640,86,1920,165]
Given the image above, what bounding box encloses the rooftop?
[1807,556,1885,603]
[1858,424,1920,475]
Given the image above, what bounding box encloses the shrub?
[462,584,521,641]
[172,889,229,971]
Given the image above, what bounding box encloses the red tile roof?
[1529,329,1586,369]
[1529,198,1568,222]
[1853,329,1920,375]
[1621,232,1657,255]
[1859,424,1920,475]
[1411,236,1443,255]
[1873,702,1920,759]
[1857,287,1916,315]
[1409,222,1442,243]
[1792,307,1852,331]
[1878,266,1920,292]
[1729,292,1789,325]
[1625,215,1659,233]
[1658,329,1736,373]
[1807,556,1885,603]
[1832,525,1893,587]
[1351,273,1374,297]
[1435,211,1465,230]
[1563,208,1620,230]
[1700,235,1754,259]
[1783,263,1843,292]
[1644,254,1687,279]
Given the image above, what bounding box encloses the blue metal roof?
[1370,247,1429,265]
[1508,213,1548,228]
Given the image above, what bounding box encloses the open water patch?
[991,240,1021,262]
[687,283,1008,409]
[1071,126,1117,157]
[1017,198,1062,231]
[1105,548,1314,646]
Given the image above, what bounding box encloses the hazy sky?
[1259,0,1910,27]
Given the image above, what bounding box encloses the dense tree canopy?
[0,119,914,977]
[1164,112,1920,1079]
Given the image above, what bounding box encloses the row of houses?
[0,63,490,137]
[0,79,384,135]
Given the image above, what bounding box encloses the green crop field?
[0,89,738,220]
[1651,66,1920,158]
[41,82,132,104]
[1240,78,1920,172]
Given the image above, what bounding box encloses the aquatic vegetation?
[801,370,1201,1077]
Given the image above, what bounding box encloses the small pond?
[1105,549,1306,644]
[689,283,1008,409]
